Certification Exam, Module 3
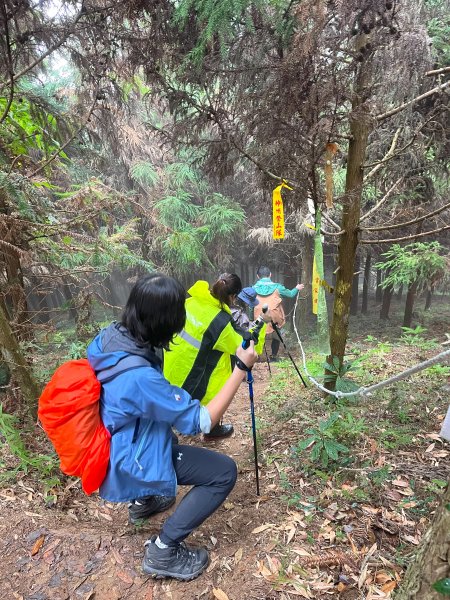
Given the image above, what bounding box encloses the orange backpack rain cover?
[38,359,110,495]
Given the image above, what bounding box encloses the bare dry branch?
[360,224,450,244]
[361,202,450,232]
[364,128,401,181]
[376,80,450,121]
[359,177,403,223]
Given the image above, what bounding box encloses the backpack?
[254,289,285,335]
[38,355,150,495]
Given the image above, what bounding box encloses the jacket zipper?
[134,421,151,471]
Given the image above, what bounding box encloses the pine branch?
[359,177,403,223]
[426,66,450,76]
[361,202,450,232]
[360,224,450,244]
[30,95,98,177]
[376,80,450,122]
[0,11,85,91]
[364,128,401,181]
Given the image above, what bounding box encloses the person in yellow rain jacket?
[164,273,266,439]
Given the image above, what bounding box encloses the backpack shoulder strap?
[96,355,152,384]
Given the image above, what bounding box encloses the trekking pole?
[263,342,272,377]
[241,304,269,496]
[271,322,308,388]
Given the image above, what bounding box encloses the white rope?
[292,295,450,399]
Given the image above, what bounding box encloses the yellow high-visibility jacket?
[164,280,265,405]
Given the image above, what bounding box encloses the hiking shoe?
[143,536,209,580]
[128,495,176,524]
[204,423,234,439]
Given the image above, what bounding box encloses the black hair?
[256,266,271,278]
[121,273,186,347]
[211,273,242,308]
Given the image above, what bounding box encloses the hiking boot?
[204,423,234,439]
[142,536,209,580]
[128,495,176,524]
[269,355,280,363]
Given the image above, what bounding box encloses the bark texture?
[395,484,450,600]
[403,281,418,328]
[329,64,371,371]
[362,252,371,314]
[0,300,40,419]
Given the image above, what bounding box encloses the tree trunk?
[425,289,433,310]
[380,279,394,320]
[297,234,314,331]
[0,187,31,340]
[394,484,450,600]
[403,281,418,328]
[362,252,371,315]
[375,268,383,303]
[350,254,360,316]
[397,284,404,301]
[328,64,371,378]
[0,299,40,419]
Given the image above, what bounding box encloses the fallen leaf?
[99,512,113,521]
[386,489,402,501]
[145,586,153,600]
[392,479,409,487]
[116,569,134,585]
[291,581,312,598]
[425,443,435,453]
[234,547,243,564]
[433,451,449,458]
[213,588,230,600]
[111,548,124,565]
[381,581,397,593]
[286,526,296,544]
[402,534,420,545]
[292,547,311,557]
[266,555,281,574]
[223,502,235,510]
[31,535,45,556]
[401,501,417,509]
[251,523,274,534]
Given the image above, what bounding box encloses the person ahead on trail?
[164,273,266,439]
[230,286,260,334]
[87,274,258,581]
[253,266,304,362]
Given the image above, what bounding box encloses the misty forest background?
[0,0,450,598]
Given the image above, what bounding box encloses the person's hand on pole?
[236,341,258,370]
[260,308,272,323]
[296,283,304,291]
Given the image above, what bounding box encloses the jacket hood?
[87,322,161,374]
[253,278,277,296]
[187,280,231,315]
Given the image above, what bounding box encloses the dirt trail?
[0,363,280,600]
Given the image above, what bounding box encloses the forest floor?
[1,298,450,600]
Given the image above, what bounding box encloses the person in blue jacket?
[87,273,257,581]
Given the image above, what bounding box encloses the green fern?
[129,161,159,187]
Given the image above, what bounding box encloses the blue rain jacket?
[87,323,208,502]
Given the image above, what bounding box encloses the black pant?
[159,444,237,545]
[271,338,280,357]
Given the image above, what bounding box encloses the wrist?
[235,357,250,372]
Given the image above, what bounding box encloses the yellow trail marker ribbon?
[272,181,292,239]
